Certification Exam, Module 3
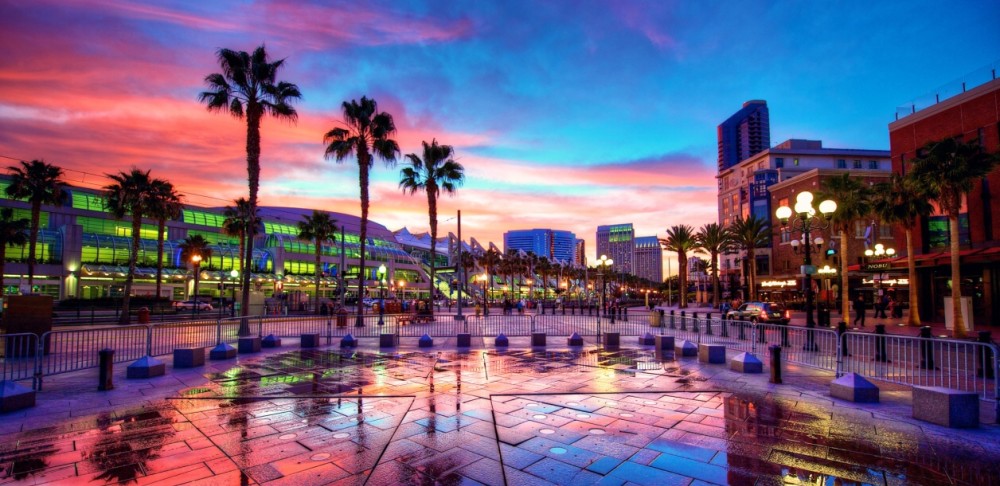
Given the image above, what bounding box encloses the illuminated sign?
[863,262,891,271]
[862,278,909,286]
[817,265,837,275]
[760,280,796,288]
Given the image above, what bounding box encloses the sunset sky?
[1,1,998,271]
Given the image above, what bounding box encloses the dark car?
[726,302,789,324]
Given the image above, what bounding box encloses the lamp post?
[864,243,895,316]
[398,279,406,303]
[477,273,489,316]
[230,269,239,317]
[377,264,387,326]
[191,254,202,315]
[776,191,836,350]
[596,255,613,317]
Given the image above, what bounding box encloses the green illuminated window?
[283,260,316,276]
[264,221,299,235]
[188,229,238,245]
[0,181,29,202]
[72,192,108,212]
[182,210,226,228]
[4,208,47,228]
[77,216,161,239]
[4,230,61,263]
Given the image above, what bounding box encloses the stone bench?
[698,343,726,364]
[912,386,978,428]
[300,333,321,348]
[729,352,762,374]
[603,332,620,349]
[238,336,261,354]
[173,347,206,368]
[675,340,697,357]
[654,335,675,351]
[531,333,546,347]
[418,334,434,348]
[830,373,878,403]
[457,333,471,348]
[262,334,281,348]
[210,343,237,360]
[127,356,165,379]
[380,333,397,348]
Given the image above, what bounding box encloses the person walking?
[853,294,867,327]
[876,293,889,319]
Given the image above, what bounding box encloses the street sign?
[801,265,817,275]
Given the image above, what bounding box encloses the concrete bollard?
[531,332,546,347]
[669,310,676,329]
[680,311,687,331]
[705,313,713,335]
[98,348,114,391]
[457,333,472,348]
[768,345,782,384]
[495,333,509,347]
[340,334,357,348]
[692,312,699,333]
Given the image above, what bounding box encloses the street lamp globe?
[776,205,793,222]
[818,199,837,216]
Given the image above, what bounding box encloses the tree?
[178,235,212,305]
[5,160,65,288]
[727,215,771,302]
[222,197,259,278]
[817,174,871,321]
[696,222,731,309]
[323,96,400,325]
[147,179,183,301]
[104,169,157,324]
[459,250,477,296]
[200,44,301,322]
[399,139,465,314]
[909,137,1000,337]
[0,208,29,293]
[297,210,337,315]
[662,224,697,309]
[871,174,933,327]
[478,248,502,304]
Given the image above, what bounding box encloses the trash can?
[336,308,348,328]
[650,311,661,327]
[137,307,150,324]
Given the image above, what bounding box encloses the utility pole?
[456,210,464,321]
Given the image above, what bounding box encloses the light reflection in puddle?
[311,453,331,461]
[279,433,297,440]
[621,413,634,417]
[589,429,605,435]
[533,414,547,420]
[539,429,555,435]
[576,413,591,419]
[550,447,567,454]
[333,432,350,439]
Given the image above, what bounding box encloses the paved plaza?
[2,336,999,485]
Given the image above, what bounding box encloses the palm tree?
[536,257,553,302]
[200,44,301,319]
[5,160,65,288]
[147,179,182,302]
[872,174,933,327]
[104,169,157,324]
[222,197,258,277]
[0,208,29,293]
[478,248,502,306]
[696,222,731,309]
[662,224,697,309]
[909,137,1000,337]
[178,235,213,305]
[297,211,337,315]
[459,250,477,297]
[399,139,466,314]
[727,215,771,302]
[817,174,871,321]
[323,96,400,325]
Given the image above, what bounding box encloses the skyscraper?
[503,229,577,263]
[596,224,634,274]
[634,236,663,282]
[717,100,770,171]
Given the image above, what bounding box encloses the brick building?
[888,74,1000,327]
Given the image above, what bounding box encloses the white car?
[173,300,213,311]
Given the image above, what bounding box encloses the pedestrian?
[877,294,890,319]
[853,294,866,327]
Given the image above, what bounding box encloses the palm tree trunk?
[427,189,437,315]
[905,228,921,326]
[314,245,321,315]
[28,202,40,288]
[120,214,142,325]
[357,161,370,326]
[747,249,756,301]
[240,110,262,331]
[678,253,687,308]
[949,213,965,337]
[0,246,7,292]
[711,251,720,309]
[155,219,166,300]
[840,231,850,321]
[238,232,246,283]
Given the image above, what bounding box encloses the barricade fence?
[4,312,997,406]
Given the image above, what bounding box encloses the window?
[868,160,878,169]
[836,159,846,169]
[780,227,791,243]
[793,158,800,166]
[775,158,784,168]
[854,221,867,238]
[879,224,893,238]
[853,159,862,169]
[182,210,226,228]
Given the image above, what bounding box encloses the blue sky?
[0,0,998,268]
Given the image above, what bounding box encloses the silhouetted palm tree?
[222,197,259,278]
[909,137,1000,337]
[727,215,771,302]
[696,222,732,309]
[817,174,871,321]
[147,179,182,301]
[662,224,697,308]
[399,139,465,314]
[872,173,933,326]
[104,169,157,324]
[323,97,399,325]
[178,235,212,304]
[0,208,29,293]
[5,160,64,288]
[478,248,502,306]
[200,44,301,319]
[297,211,337,315]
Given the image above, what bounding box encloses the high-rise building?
[717,100,770,171]
[634,236,662,282]
[596,224,634,274]
[574,239,586,267]
[503,229,577,263]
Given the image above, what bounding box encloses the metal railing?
[3,311,996,412]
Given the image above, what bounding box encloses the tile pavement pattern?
[1,345,999,485]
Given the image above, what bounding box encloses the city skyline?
[1,1,998,271]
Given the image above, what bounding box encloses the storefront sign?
[863,262,890,271]
[862,278,909,286]
[760,279,796,288]
[817,266,837,275]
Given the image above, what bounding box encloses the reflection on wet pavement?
[1,347,998,484]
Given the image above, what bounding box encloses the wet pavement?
[2,343,999,485]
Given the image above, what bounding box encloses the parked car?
[173,300,214,311]
[725,301,789,324]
